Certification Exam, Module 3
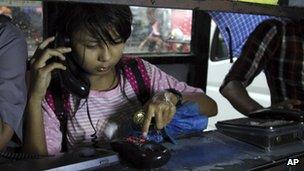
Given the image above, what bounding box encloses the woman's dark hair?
[57,3,132,44]
[50,3,133,113]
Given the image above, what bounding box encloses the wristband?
[165,88,183,107]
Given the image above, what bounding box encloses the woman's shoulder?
[121,56,155,75]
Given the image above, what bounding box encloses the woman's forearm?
[23,96,48,155]
[183,92,218,117]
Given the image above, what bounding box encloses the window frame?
[44,0,304,19]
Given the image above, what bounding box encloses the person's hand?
[29,37,71,100]
[270,99,303,111]
[0,118,14,150]
[141,91,177,137]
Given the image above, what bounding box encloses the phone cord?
[0,151,41,160]
[86,99,98,147]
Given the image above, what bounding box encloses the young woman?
[24,3,217,155]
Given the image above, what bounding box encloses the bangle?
[165,88,183,106]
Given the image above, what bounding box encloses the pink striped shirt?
[42,60,203,155]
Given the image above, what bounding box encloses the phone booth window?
[125,7,192,54]
[0,2,43,57]
[1,2,192,56]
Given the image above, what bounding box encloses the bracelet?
[165,88,183,107]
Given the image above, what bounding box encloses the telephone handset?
[248,108,304,122]
[54,34,90,99]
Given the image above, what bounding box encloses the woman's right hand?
[29,37,71,100]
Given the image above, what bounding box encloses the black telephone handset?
[54,34,90,99]
[248,108,304,122]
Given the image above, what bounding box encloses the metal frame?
[0,1,41,6]
[44,0,304,19]
[188,10,210,91]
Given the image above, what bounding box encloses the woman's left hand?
[142,92,177,137]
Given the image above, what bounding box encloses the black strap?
[52,81,68,152]
[225,27,234,63]
[126,60,150,105]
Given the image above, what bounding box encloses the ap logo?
[287,159,300,166]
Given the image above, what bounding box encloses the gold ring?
[133,109,146,126]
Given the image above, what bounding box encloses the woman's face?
[71,29,125,76]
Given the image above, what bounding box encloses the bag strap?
[121,57,151,105]
[45,85,71,152]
